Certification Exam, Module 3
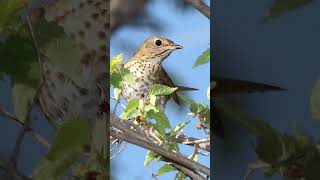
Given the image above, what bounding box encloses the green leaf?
[144,150,156,167]
[0,0,28,33]
[147,110,171,134]
[32,151,81,180]
[0,19,65,88]
[149,84,177,96]
[12,83,35,122]
[120,99,139,120]
[113,87,121,100]
[156,164,175,176]
[177,93,196,106]
[149,95,157,106]
[110,54,123,73]
[110,72,122,89]
[170,120,191,136]
[310,79,320,120]
[46,118,90,161]
[262,0,313,23]
[0,33,39,88]
[192,48,210,68]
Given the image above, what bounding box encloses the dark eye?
[155,39,162,46]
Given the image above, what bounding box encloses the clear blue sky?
[110,0,210,179]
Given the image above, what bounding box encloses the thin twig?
[0,107,24,126]
[183,0,210,19]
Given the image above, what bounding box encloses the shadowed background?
[213,0,320,179]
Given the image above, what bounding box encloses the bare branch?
[171,134,210,152]
[183,0,210,19]
[110,114,210,176]
[0,107,24,126]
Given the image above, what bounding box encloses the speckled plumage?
[122,35,195,109]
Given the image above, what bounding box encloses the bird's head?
[131,35,183,63]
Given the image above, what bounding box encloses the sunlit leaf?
[149,84,177,96]
[110,54,123,73]
[192,48,210,68]
[144,150,156,167]
[156,164,175,176]
[170,120,191,136]
[120,99,139,120]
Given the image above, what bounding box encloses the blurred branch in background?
[183,0,210,19]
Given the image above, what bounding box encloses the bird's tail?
[176,86,198,92]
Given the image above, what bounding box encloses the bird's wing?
[158,68,181,105]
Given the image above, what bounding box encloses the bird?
[121,35,197,109]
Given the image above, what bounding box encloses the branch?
[110,114,210,176]
[171,134,210,152]
[110,129,206,180]
[183,0,210,19]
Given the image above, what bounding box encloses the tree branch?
[110,114,210,176]
[170,134,210,152]
[183,0,210,19]
[110,129,206,180]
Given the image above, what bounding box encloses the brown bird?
[122,35,197,109]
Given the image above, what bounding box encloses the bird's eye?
[155,39,162,46]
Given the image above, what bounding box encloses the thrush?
[121,35,197,109]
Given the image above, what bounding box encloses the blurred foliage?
[262,0,314,22]
[310,79,320,120]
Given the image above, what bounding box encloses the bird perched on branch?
[122,35,197,109]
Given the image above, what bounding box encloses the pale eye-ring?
[155,39,162,46]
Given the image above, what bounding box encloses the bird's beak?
[174,44,183,49]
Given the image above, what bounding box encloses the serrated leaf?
[120,99,139,120]
[110,54,123,73]
[46,118,90,161]
[170,120,191,136]
[156,164,175,176]
[144,150,156,167]
[192,48,210,68]
[149,84,177,96]
[310,79,320,120]
[12,83,35,122]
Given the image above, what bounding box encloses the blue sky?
[110,0,210,179]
